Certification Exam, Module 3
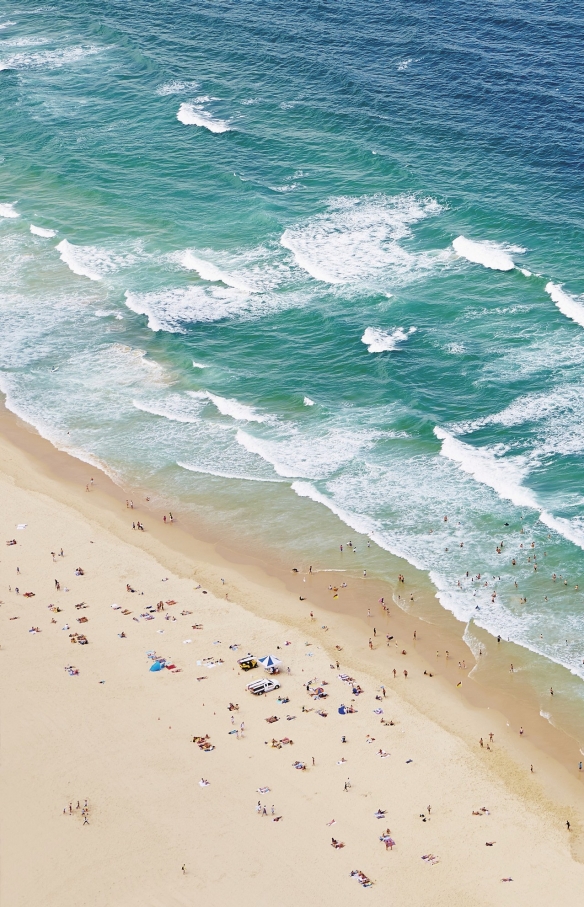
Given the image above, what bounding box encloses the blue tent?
[150,661,164,672]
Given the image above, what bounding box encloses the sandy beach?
[1,413,584,906]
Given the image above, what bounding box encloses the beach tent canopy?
[150,661,164,672]
[258,654,281,669]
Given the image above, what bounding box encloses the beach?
[1,413,583,906]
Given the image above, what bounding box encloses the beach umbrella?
[150,661,164,672]
[258,654,281,669]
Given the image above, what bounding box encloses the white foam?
[397,59,412,70]
[280,194,441,285]
[303,396,315,406]
[452,236,520,271]
[192,361,208,369]
[189,391,268,423]
[156,80,199,95]
[124,285,255,332]
[0,45,100,71]
[0,22,16,29]
[181,251,253,292]
[30,224,56,237]
[177,102,230,133]
[362,326,416,353]
[0,203,18,218]
[545,281,584,329]
[177,460,283,483]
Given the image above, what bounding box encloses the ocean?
[1,1,583,719]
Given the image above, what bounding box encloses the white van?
[246,678,280,695]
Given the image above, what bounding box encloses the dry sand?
[1,424,583,906]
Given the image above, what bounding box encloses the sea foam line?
[177,461,284,483]
[56,239,102,281]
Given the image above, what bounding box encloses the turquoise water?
[1,2,584,699]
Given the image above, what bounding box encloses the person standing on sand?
[182,864,186,874]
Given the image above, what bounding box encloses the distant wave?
[0,45,100,71]
[452,236,522,271]
[177,460,284,483]
[177,102,230,133]
[0,203,18,218]
[545,281,584,329]
[189,391,268,423]
[192,361,208,369]
[362,326,416,353]
[30,224,56,237]
[280,194,441,285]
[303,396,315,406]
[181,251,253,292]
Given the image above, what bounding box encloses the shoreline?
[1,402,583,808]
[2,403,584,904]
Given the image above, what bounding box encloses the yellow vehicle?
[237,655,258,672]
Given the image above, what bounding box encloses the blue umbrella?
[150,661,164,672]
[258,654,281,669]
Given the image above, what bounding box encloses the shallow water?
[1,1,583,719]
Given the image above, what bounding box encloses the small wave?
[397,58,412,70]
[545,281,584,329]
[0,203,18,218]
[30,224,56,237]
[303,396,315,406]
[362,326,416,353]
[0,21,16,29]
[132,399,200,424]
[0,45,100,71]
[452,236,521,271]
[181,251,253,292]
[177,102,230,133]
[189,391,268,423]
[192,361,208,369]
[156,79,199,95]
[177,460,284,483]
